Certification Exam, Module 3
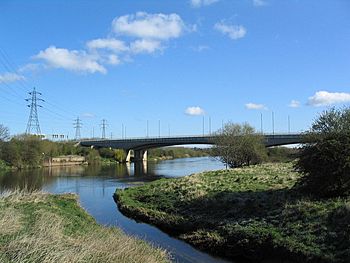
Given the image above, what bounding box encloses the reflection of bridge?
[80,134,303,162]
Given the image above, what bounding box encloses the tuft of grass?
[116,163,350,262]
[0,191,169,263]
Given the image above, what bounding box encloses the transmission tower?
[101,119,108,139]
[25,87,44,135]
[73,117,82,140]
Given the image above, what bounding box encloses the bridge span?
[79,133,303,162]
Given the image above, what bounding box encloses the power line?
[25,87,44,135]
[73,117,82,140]
[0,47,78,122]
[0,48,30,93]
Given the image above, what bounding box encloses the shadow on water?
[0,157,232,263]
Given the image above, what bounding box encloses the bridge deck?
[80,134,303,150]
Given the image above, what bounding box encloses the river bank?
[116,163,350,263]
[0,191,168,263]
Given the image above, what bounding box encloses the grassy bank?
[116,163,350,263]
[0,191,168,263]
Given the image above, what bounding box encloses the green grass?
[116,163,350,262]
[0,191,169,263]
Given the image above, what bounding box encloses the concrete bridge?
[79,133,303,162]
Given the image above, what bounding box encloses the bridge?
[79,133,303,162]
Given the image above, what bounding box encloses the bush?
[295,107,350,197]
[98,148,115,159]
[212,122,267,168]
[114,149,126,163]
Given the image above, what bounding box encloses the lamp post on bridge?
[158,120,161,138]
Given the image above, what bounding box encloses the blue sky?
[0,0,350,139]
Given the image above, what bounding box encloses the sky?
[0,0,350,139]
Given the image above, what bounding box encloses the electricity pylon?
[74,117,82,140]
[101,119,107,139]
[25,87,44,135]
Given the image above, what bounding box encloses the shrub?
[212,122,267,168]
[295,107,350,197]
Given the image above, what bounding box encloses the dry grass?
[0,207,23,236]
[0,191,169,263]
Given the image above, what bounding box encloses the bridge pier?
[126,150,132,163]
[134,150,148,162]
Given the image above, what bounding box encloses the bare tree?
[212,122,267,168]
[0,124,10,141]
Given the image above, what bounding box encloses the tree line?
[212,107,350,198]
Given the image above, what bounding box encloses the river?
[0,157,232,263]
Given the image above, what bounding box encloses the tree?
[114,149,126,163]
[295,107,350,197]
[0,124,10,141]
[212,122,267,168]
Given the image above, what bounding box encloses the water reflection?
[0,157,229,263]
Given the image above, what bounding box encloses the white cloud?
[214,22,246,40]
[190,0,219,8]
[307,91,350,107]
[33,13,190,74]
[245,103,267,110]
[34,46,106,74]
[288,100,301,108]
[253,0,267,7]
[130,39,163,54]
[19,63,42,73]
[185,106,205,116]
[107,54,121,65]
[112,12,185,40]
[0,72,25,84]
[86,38,128,52]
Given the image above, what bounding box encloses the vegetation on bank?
[0,160,10,172]
[0,191,168,263]
[295,107,350,198]
[212,123,267,168]
[148,147,209,161]
[0,127,211,169]
[0,135,92,169]
[116,163,350,262]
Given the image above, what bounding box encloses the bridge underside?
[80,134,303,162]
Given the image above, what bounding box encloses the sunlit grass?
[116,163,350,262]
[0,191,169,263]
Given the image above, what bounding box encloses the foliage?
[295,107,350,197]
[211,122,267,168]
[148,147,209,160]
[114,149,126,163]
[0,191,168,263]
[0,134,87,168]
[98,147,115,159]
[0,159,10,172]
[267,146,299,163]
[85,149,101,164]
[116,163,350,262]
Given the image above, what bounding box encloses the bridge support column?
[125,150,132,163]
[134,150,147,162]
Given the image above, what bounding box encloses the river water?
[0,157,232,263]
